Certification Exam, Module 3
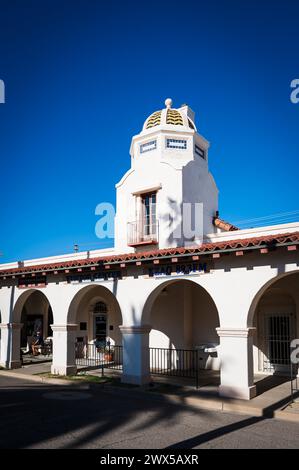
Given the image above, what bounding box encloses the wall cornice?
[50,324,78,332]
[119,325,151,334]
[216,327,256,338]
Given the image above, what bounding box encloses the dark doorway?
[21,312,43,348]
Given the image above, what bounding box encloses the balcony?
[127,220,159,247]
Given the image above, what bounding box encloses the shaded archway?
[67,285,123,347]
[12,290,53,364]
[249,271,299,376]
[142,279,220,372]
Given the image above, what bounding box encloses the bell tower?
[114,98,219,253]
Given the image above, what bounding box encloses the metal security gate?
[262,314,295,373]
[149,347,199,388]
[75,343,123,372]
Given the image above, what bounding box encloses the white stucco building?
[0,98,298,400]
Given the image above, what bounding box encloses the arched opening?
[0,309,2,362]
[68,285,123,345]
[14,290,53,365]
[143,279,220,383]
[250,272,299,377]
[67,285,123,369]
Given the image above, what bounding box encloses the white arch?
[66,283,123,325]
[247,269,299,327]
[141,277,220,326]
[12,288,54,324]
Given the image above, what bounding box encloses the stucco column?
[0,323,23,369]
[51,324,78,376]
[120,325,151,385]
[217,327,256,400]
[183,283,193,349]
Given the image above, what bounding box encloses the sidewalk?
[0,364,298,423]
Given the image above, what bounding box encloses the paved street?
[1,375,299,449]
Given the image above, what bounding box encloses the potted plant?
[104,344,114,362]
[94,340,114,362]
[94,340,106,360]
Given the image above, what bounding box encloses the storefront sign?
[148,262,207,277]
[67,270,121,284]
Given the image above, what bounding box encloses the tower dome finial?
[165,98,172,109]
[143,98,197,131]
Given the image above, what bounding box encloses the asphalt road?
[1,375,299,449]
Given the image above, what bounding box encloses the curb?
[100,385,225,412]
[0,370,79,387]
[273,409,299,423]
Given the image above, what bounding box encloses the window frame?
[166,138,187,150]
[93,301,108,343]
[140,139,157,154]
[141,192,157,237]
[195,144,206,159]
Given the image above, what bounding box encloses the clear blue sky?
[0,0,298,263]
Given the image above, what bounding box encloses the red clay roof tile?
[0,231,298,277]
[213,217,238,231]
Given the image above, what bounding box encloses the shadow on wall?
[160,197,183,247]
[160,157,217,248]
[141,279,220,372]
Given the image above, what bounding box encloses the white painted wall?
[1,250,299,328]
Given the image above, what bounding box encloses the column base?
[51,365,77,376]
[121,373,151,386]
[0,360,22,369]
[219,384,257,400]
[11,360,22,369]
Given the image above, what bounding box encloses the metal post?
[290,342,293,403]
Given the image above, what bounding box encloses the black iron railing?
[127,220,159,246]
[149,347,199,388]
[75,343,123,371]
[75,344,200,387]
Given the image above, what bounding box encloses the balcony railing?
[127,220,159,247]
